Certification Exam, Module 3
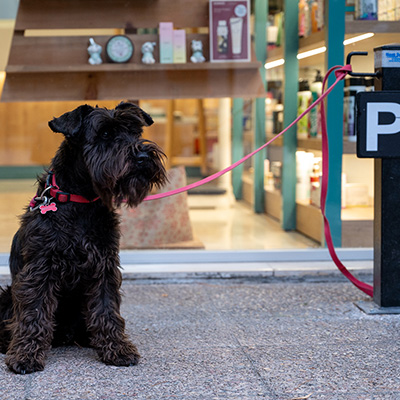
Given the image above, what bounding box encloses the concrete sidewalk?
[1,264,400,400]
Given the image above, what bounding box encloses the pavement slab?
[0,278,399,399]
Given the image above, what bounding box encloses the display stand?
[262,13,400,247]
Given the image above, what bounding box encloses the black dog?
[0,102,167,374]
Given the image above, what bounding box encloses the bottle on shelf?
[344,77,367,142]
[309,70,323,138]
[310,0,319,33]
[310,158,322,207]
[298,0,310,38]
[297,79,312,139]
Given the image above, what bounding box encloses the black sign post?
[356,45,400,310]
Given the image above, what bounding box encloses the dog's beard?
[85,139,167,209]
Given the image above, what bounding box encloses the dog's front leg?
[5,269,58,374]
[85,264,140,366]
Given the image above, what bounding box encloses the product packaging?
[209,0,250,62]
[296,151,314,203]
[317,0,324,29]
[173,29,186,63]
[159,22,174,63]
[356,0,378,20]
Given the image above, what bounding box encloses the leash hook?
[346,51,380,78]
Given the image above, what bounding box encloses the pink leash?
[320,66,373,297]
[144,64,373,297]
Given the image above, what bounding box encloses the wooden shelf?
[3,66,265,102]
[6,60,262,74]
[346,20,400,34]
[267,135,358,155]
[1,0,265,102]
[297,138,323,152]
[298,29,326,51]
[266,20,400,63]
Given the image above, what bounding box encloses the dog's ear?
[139,109,154,126]
[116,102,154,127]
[48,105,94,138]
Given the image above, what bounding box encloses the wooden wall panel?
[15,0,209,31]
[0,100,117,165]
[0,99,201,166]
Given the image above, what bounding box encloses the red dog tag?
[39,202,58,214]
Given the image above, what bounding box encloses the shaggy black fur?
[0,102,167,374]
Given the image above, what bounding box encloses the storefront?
[1,0,391,262]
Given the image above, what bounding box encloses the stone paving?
[0,272,399,399]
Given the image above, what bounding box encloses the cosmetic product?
[217,20,228,54]
[159,22,173,63]
[173,29,186,63]
[230,17,243,55]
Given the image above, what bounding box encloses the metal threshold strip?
[0,248,373,268]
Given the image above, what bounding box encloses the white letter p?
[367,102,400,151]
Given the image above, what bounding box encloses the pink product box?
[159,22,174,64]
[209,0,250,62]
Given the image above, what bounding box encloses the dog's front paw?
[5,353,45,374]
[99,343,141,367]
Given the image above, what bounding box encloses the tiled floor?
[0,179,319,253]
[189,200,318,250]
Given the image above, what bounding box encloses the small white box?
[345,183,369,207]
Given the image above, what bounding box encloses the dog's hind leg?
[5,261,59,374]
[0,286,13,353]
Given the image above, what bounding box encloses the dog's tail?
[0,285,13,353]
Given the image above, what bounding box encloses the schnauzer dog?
[0,102,167,374]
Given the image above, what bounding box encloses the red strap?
[50,173,100,204]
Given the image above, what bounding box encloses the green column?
[253,0,267,213]
[232,98,244,199]
[281,0,299,230]
[325,0,345,246]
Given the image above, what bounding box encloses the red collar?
[29,172,100,211]
[48,172,100,204]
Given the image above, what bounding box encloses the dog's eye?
[101,131,110,139]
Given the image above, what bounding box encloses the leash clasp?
[29,186,54,212]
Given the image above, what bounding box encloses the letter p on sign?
[357,92,400,158]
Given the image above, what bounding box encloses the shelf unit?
[1,0,267,184]
[257,11,400,247]
[1,0,265,102]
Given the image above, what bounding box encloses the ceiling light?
[343,32,374,45]
[264,58,285,69]
[297,46,327,60]
[265,32,374,69]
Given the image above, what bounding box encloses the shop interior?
[0,0,396,255]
